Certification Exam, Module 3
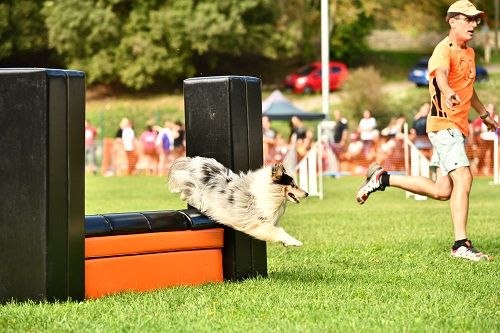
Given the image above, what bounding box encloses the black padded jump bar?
[85,209,218,237]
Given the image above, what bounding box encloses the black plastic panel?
[183,76,267,281]
[0,68,85,303]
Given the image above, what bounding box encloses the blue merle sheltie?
[168,156,308,246]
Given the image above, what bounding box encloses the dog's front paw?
[282,239,303,247]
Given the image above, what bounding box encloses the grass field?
[1,175,498,332]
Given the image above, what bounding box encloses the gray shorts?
[428,128,470,176]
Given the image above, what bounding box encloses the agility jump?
[0,70,266,302]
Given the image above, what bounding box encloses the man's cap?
[447,1,485,21]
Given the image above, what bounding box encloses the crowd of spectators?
[324,103,498,175]
[85,103,498,177]
[84,120,98,175]
[262,115,314,170]
[85,118,185,176]
[261,102,498,176]
[469,103,499,175]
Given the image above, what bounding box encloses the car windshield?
[417,59,429,67]
[296,65,316,75]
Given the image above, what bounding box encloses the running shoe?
[356,163,387,205]
[451,240,493,261]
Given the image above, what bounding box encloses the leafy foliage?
[1,0,493,90]
[0,0,391,89]
[340,66,387,120]
[374,0,449,35]
[0,0,47,59]
[373,0,497,35]
[329,0,379,60]
[41,0,303,89]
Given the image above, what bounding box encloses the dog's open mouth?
[287,192,300,203]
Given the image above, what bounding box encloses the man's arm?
[471,89,487,116]
[340,128,348,147]
[435,66,461,108]
[471,89,499,131]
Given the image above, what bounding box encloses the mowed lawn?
[1,175,498,332]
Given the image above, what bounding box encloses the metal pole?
[403,123,409,176]
[495,0,499,50]
[317,124,324,200]
[321,0,329,119]
[494,129,499,185]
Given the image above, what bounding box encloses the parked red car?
[283,61,349,94]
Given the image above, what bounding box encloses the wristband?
[480,111,490,120]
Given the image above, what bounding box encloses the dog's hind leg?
[243,223,303,247]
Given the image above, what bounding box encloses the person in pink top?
[85,119,98,174]
[470,103,499,175]
[139,125,159,175]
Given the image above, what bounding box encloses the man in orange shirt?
[356,0,498,261]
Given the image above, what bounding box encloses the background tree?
[4,0,492,90]
[372,0,494,35]
[330,0,380,59]
[0,0,49,62]
[279,0,381,63]
[43,0,303,89]
[340,66,387,122]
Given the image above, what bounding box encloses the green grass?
[86,94,185,138]
[351,50,430,82]
[1,175,498,332]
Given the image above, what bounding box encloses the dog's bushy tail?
[168,157,193,194]
[168,156,213,208]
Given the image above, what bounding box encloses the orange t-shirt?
[427,37,476,136]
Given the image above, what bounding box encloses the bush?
[339,66,389,124]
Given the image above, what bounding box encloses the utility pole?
[321,0,329,119]
[495,0,499,50]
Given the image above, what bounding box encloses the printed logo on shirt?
[459,58,475,83]
[430,78,448,119]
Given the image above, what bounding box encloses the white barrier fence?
[493,129,499,185]
[403,124,431,200]
[295,142,323,199]
[276,122,499,201]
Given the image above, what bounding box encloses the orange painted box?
[84,210,224,299]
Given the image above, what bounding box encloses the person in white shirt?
[121,119,137,174]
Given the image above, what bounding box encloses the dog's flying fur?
[168,156,308,246]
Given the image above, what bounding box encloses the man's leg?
[447,166,472,241]
[447,166,491,260]
[388,171,452,201]
[392,166,472,240]
[356,164,452,204]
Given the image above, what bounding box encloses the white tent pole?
[321,0,329,119]
[494,128,499,185]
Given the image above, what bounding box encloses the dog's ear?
[271,164,286,182]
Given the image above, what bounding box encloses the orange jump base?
[85,229,224,299]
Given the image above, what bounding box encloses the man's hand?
[482,115,499,132]
[445,91,461,108]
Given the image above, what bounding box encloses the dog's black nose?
[305,192,309,197]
